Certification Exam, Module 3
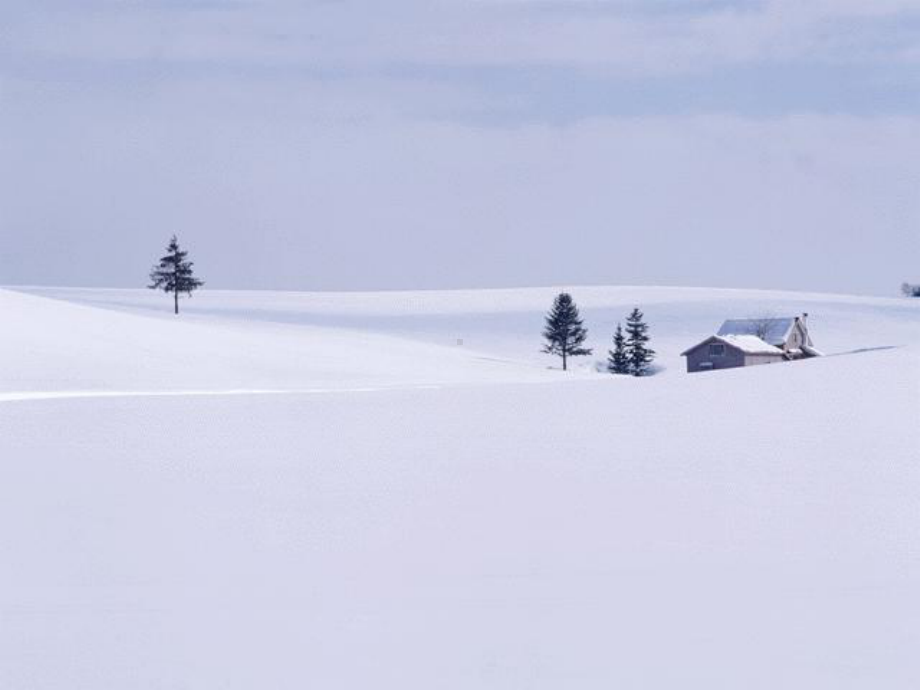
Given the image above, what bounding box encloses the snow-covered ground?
[1,285,918,688]
[7,284,919,392]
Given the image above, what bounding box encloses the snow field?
[0,286,917,688]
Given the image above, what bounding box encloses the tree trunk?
[562,349,567,371]
[174,290,179,315]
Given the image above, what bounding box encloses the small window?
[709,343,725,357]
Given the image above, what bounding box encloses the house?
[682,314,822,373]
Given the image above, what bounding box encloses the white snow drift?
[0,286,917,689]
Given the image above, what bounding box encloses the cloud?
[1,0,917,294]
[2,91,917,293]
[4,0,918,76]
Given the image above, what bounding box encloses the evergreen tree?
[902,282,920,298]
[542,292,591,371]
[607,323,630,375]
[624,307,655,377]
[148,235,204,314]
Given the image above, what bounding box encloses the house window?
[709,343,725,357]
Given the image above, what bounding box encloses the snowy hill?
[4,285,918,395]
[1,286,918,689]
[0,287,563,399]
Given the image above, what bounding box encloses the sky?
[1,0,918,296]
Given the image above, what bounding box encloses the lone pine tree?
[542,292,591,371]
[607,322,630,375]
[148,235,204,314]
[624,307,655,376]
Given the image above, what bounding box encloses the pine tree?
[624,307,655,377]
[542,292,591,371]
[148,235,204,314]
[607,323,630,375]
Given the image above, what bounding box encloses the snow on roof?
[681,334,785,356]
[715,334,785,355]
[717,317,797,346]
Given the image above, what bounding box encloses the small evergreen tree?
[624,307,655,377]
[607,323,630,375]
[542,292,591,371]
[148,235,204,314]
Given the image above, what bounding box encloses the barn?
[682,314,822,373]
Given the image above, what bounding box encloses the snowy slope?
[9,284,920,384]
[0,288,564,398]
[1,286,918,689]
